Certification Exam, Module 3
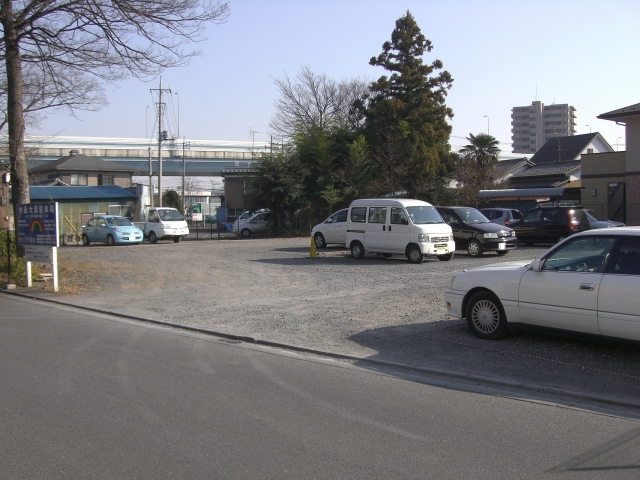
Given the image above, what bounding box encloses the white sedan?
[445,227,640,342]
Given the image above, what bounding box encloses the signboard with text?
[16,202,59,247]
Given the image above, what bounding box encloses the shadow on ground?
[348,319,640,412]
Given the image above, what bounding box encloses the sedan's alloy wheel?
[470,299,501,334]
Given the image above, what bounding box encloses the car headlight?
[450,234,454,241]
[511,230,516,237]
[113,228,122,233]
[418,234,429,242]
[449,275,455,289]
[161,225,170,229]
[483,233,498,239]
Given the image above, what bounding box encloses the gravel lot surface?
[23,234,640,409]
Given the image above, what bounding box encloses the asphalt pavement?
[3,293,640,479]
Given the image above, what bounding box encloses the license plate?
[436,249,447,254]
[498,243,506,250]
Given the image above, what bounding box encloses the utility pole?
[181,138,190,211]
[147,147,153,207]
[151,77,171,207]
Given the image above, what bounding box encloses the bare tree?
[269,66,368,139]
[0,0,230,233]
[0,61,106,132]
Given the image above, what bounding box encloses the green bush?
[0,230,34,285]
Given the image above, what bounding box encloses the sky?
[31,0,639,153]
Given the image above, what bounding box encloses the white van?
[345,199,455,263]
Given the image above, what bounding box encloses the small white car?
[311,208,348,248]
[445,227,640,342]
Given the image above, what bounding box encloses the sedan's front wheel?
[466,291,508,340]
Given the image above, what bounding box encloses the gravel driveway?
[25,235,640,409]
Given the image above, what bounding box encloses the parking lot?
[26,236,640,410]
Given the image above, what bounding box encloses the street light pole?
[586,124,591,133]
[484,115,490,135]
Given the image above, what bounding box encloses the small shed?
[29,185,138,239]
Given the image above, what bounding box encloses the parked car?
[435,206,517,257]
[445,227,640,343]
[512,205,589,245]
[311,208,348,248]
[583,209,625,229]
[479,208,523,227]
[345,199,455,263]
[82,215,143,246]
[231,209,269,231]
[233,210,272,237]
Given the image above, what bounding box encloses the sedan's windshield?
[106,217,133,227]
[456,208,490,224]
[158,209,184,221]
[406,206,444,224]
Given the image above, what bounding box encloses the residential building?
[581,102,640,226]
[29,150,136,188]
[511,101,577,154]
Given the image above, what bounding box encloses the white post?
[51,247,58,292]
[26,261,32,287]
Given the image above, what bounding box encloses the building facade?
[511,101,577,154]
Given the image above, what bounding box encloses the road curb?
[4,288,640,412]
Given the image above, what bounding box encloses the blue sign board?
[17,202,59,247]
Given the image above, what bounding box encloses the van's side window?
[368,207,387,223]
[351,207,366,222]
[390,208,408,225]
[148,211,158,223]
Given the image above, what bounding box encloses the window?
[99,174,114,185]
[70,174,88,185]
[243,180,261,194]
[605,237,640,275]
[523,210,542,223]
[335,210,348,223]
[390,207,408,225]
[542,237,616,273]
[368,207,387,223]
[350,207,366,223]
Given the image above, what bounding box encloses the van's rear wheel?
[350,241,365,259]
[407,245,424,264]
[148,231,158,244]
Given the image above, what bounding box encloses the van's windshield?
[406,206,444,224]
[158,209,184,221]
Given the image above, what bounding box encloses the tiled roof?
[494,157,534,178]
[29,153,137,173]
[510,160,581,178]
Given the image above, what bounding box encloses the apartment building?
[511,101,577,154]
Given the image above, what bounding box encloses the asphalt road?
[3,294,640,479]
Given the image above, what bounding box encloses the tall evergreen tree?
[361,11,454,198]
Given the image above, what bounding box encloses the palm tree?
[459,133,501,169]
[455,133,501,205]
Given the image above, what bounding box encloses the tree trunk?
[1,0,30,246]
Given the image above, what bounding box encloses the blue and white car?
[82,215,143,246]
[445,227,640,343]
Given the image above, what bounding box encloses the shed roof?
[29,185,138,201]
[477,187,577,199]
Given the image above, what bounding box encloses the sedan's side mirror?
[530,258,543,271]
